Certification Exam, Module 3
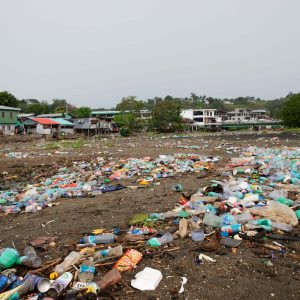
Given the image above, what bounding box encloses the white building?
[181,109,220,129]
[222,109,269,123]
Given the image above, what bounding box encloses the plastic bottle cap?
[49,272,59,280]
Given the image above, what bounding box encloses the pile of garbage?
[1,146,300,298]
[4,152,71,160]
[0,154,217,215]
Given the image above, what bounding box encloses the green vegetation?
[74,107,92,117]
[279,93,300,128]
[2,89,300,133]
[116,96,145,112]
[151,98,182,132]
[44,138,85,149]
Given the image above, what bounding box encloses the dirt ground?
[1,131,300,300]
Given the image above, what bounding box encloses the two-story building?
[181,109,220,130]
[0,105,21,135]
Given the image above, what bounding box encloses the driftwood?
[29,257,62,274]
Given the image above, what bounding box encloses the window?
[10,112,13,119]
[193,111,203,116]
[209,111,213,116]
[7,125,11,131]
[1,112,5,118]
[194,117,203,122]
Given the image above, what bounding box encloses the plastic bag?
[250,201,298,226]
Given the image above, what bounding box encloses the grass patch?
[104,140,115,147]
[282,127,300,133]
[44,138,85,150]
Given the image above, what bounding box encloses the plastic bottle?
[0,274,8,292]
[17,246,42,268]
[178,218,188,238]
[0,248,19,271]
[203,213,221,228]
[79,233,115,244]
[191,230,205,242]
[93,245,123,262]
[221,224,242,236]
[95,269,121,291]
[150,211,190,220]
[78,258,95,283]
[0,269,22,293]
[147,233,173,247]
[50,252,81,280]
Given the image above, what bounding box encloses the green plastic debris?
[129,213,149,225]
[277,197,294,207]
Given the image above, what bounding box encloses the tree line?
[0,91,92,118]
[1,90,300,131]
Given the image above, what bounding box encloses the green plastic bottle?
[0,248,19,270]
[277,197,294,207]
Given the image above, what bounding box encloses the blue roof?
[50,118,74,126]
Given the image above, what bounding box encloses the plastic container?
[78,258,95,283]
[17,246,42,268]
[23,274,51,293]
[131,267,162,291]
[80,233,115,244]
[47,272,73,299]
[191,230,205,242]
[50,252,81,279]
[93,245,123,262]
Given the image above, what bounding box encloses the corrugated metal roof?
[91,111,119,115]
[37,113,64,118]
[51,118,74,126]
[18,113,35,118]
[30,118,59,125]
[0,105,21,111]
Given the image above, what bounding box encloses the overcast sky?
[0,0,299,107]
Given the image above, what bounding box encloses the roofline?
[0,106,21,111]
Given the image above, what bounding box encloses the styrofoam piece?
[131,267,162,291]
